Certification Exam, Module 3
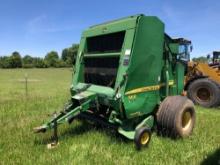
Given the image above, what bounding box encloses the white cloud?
[161,5,183,22]
[26,14,78,34]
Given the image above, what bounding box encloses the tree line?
[0,45,210,69]
[192,56,209,63]
[0,44,79,68]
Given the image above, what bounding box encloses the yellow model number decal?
[128,94,137,100]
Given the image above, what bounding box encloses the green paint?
[135,115,154,131]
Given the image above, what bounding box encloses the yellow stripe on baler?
[125,80,174,95]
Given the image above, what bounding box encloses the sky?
[0,0,219,58]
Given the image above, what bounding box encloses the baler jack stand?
[47,120,59,149]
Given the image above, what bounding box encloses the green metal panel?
[175,62,185,94]
[169,43,179,54]
[123,16,165,119]
[115,28,136,90]
[82,15,139,37]
[168,43,185,95]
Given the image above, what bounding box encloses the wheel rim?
[182,111,192,130]
[196,87,211,102]
[140,132,150,145]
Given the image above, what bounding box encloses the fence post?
[25,73,28,98]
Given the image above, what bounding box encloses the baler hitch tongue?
[33,99,91,144]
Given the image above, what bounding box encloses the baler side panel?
[123,16,165,119]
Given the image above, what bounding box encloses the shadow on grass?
[201,148,220,165]
[34,119,130,146]
[155,127,179,140]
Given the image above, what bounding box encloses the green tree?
[44,51,59,67]
[61,44,79,66]
[22,55,34,68]
[192,56,208,63]
[10,51,22,68]
[61,48,68,61]
[33,57,48,68]
[0,56,11,68]
[68,44,79,65]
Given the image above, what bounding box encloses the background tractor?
[184,51,220,108]
[209,51,220,69]
[34,14,196,150]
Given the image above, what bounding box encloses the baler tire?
[187,78,220,108]
[157,96,196,138]
[134,127,151,150]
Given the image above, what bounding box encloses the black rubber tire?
[187,78,220,108]
[157,96,196,138]
[134,127,151,150]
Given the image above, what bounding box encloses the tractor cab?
[208,51,220,69]
[173,38,192,62]
[212,51,220,65]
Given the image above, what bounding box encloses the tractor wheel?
[134,127,151,150]
[187,78,220,107]
[157,96,195,138]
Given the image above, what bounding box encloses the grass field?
[0,68,219,165]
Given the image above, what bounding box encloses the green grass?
[0,68,219,165]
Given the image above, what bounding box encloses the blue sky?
[0,0,219,58]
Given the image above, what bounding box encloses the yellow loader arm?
[187,61,220,84]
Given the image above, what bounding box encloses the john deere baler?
[34,14,196,150]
